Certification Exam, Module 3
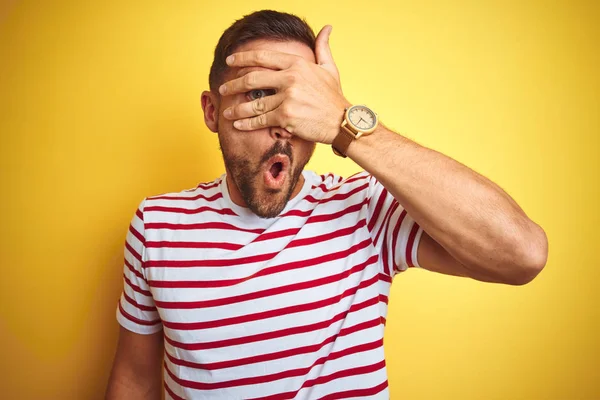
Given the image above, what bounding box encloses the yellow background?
[1,0,598,398]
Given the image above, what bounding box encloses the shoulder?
[142,175,225,210]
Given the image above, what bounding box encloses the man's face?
[215,39,317,218]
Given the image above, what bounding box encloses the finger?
[315,25,334,65]
[233,110,280,131]
[223,92,284,120]
[219,70,284,96]
[315,25,340,81]
[226,50,300,70]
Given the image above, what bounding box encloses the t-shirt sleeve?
[365,175,425,280]
[115,198,163,334]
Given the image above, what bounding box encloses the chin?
[249,200,287,219]
[249,190,289,218]
[249,178,295,218]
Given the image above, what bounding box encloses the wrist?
[326,99,352,145]
[331,103,378,157]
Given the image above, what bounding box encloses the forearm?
[105,328,164,400]
[105,372,162,400]
[346,123,548,281]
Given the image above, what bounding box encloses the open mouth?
[269,162,283,179]
[263,155,290,189]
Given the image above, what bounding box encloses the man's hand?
[219,25,351,144]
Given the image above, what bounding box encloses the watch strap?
[332,124,356,158]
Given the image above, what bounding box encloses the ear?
[201,90,220,133]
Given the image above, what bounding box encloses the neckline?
[220,170,314,222]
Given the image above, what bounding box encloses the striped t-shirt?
[116,169,424,399]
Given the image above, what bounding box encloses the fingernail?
[223,108,232,118]
[233,120,242,129]
[226,55,234,65]
[219,85,227,95]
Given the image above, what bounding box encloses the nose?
[269,126,293,141]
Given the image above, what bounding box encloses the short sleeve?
[115,198,163,334]
[366,175,425,279]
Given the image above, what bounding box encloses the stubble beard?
[221,140,310,219]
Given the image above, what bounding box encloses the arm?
[217,28,548,285]
[346,124,548,285]
[105,327,164,400]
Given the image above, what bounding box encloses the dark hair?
[208,10,316,92]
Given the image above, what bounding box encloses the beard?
[221,140,310,218]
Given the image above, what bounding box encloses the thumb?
[315,25,340,81]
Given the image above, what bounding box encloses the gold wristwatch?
[332,105,378,157]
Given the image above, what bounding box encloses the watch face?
[348,105,377,130]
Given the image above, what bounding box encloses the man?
[105,10,548,400]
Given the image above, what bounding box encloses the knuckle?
[252,98,265,113]
[284,86,298,98]
[256,50,268,64]
[244,72,255,88]
[286,71,300,85]
[258,113,267,127]
[280,103,293,119]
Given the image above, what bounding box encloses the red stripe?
[128,224,145,245]
[145,197,365,228]
[145,241,243,250]
[164,380,184,400]
[248,360,387,400]
[170,180,221,194]
[381,316,387,326]
[145,221,264,234]
[379,294,388,304]
[380,202,400,277]
[161,273,379,330]
[391,209,408,273]
[164,296,378,351]
[145,250,276,268]
[372,197,395,246]
[135,208,143,221]
[180,180,221,192]
[165,317,381,371]
[144,208,367,264]
[123,274,151,296]
[155,254,378,309]
[252,227,301,242]
[164,339,383,391]
[368,185,388,233]
[405,222,421,268]
[318,380,388,399]
[118,301,161,326]
[311,174,369,193]
[125,258,144,280]
[125,241,142,263]
[196,181,220,190]
[280,207,317,217]
[378,272,391,284]
[304,182,369,204]
[288,219,366,249]
[306,198,368,224]
[123,291,157,312]
[144,205,237,216]
[151,223,352,250]
[147,192,222,202]
[148,239,371,287]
